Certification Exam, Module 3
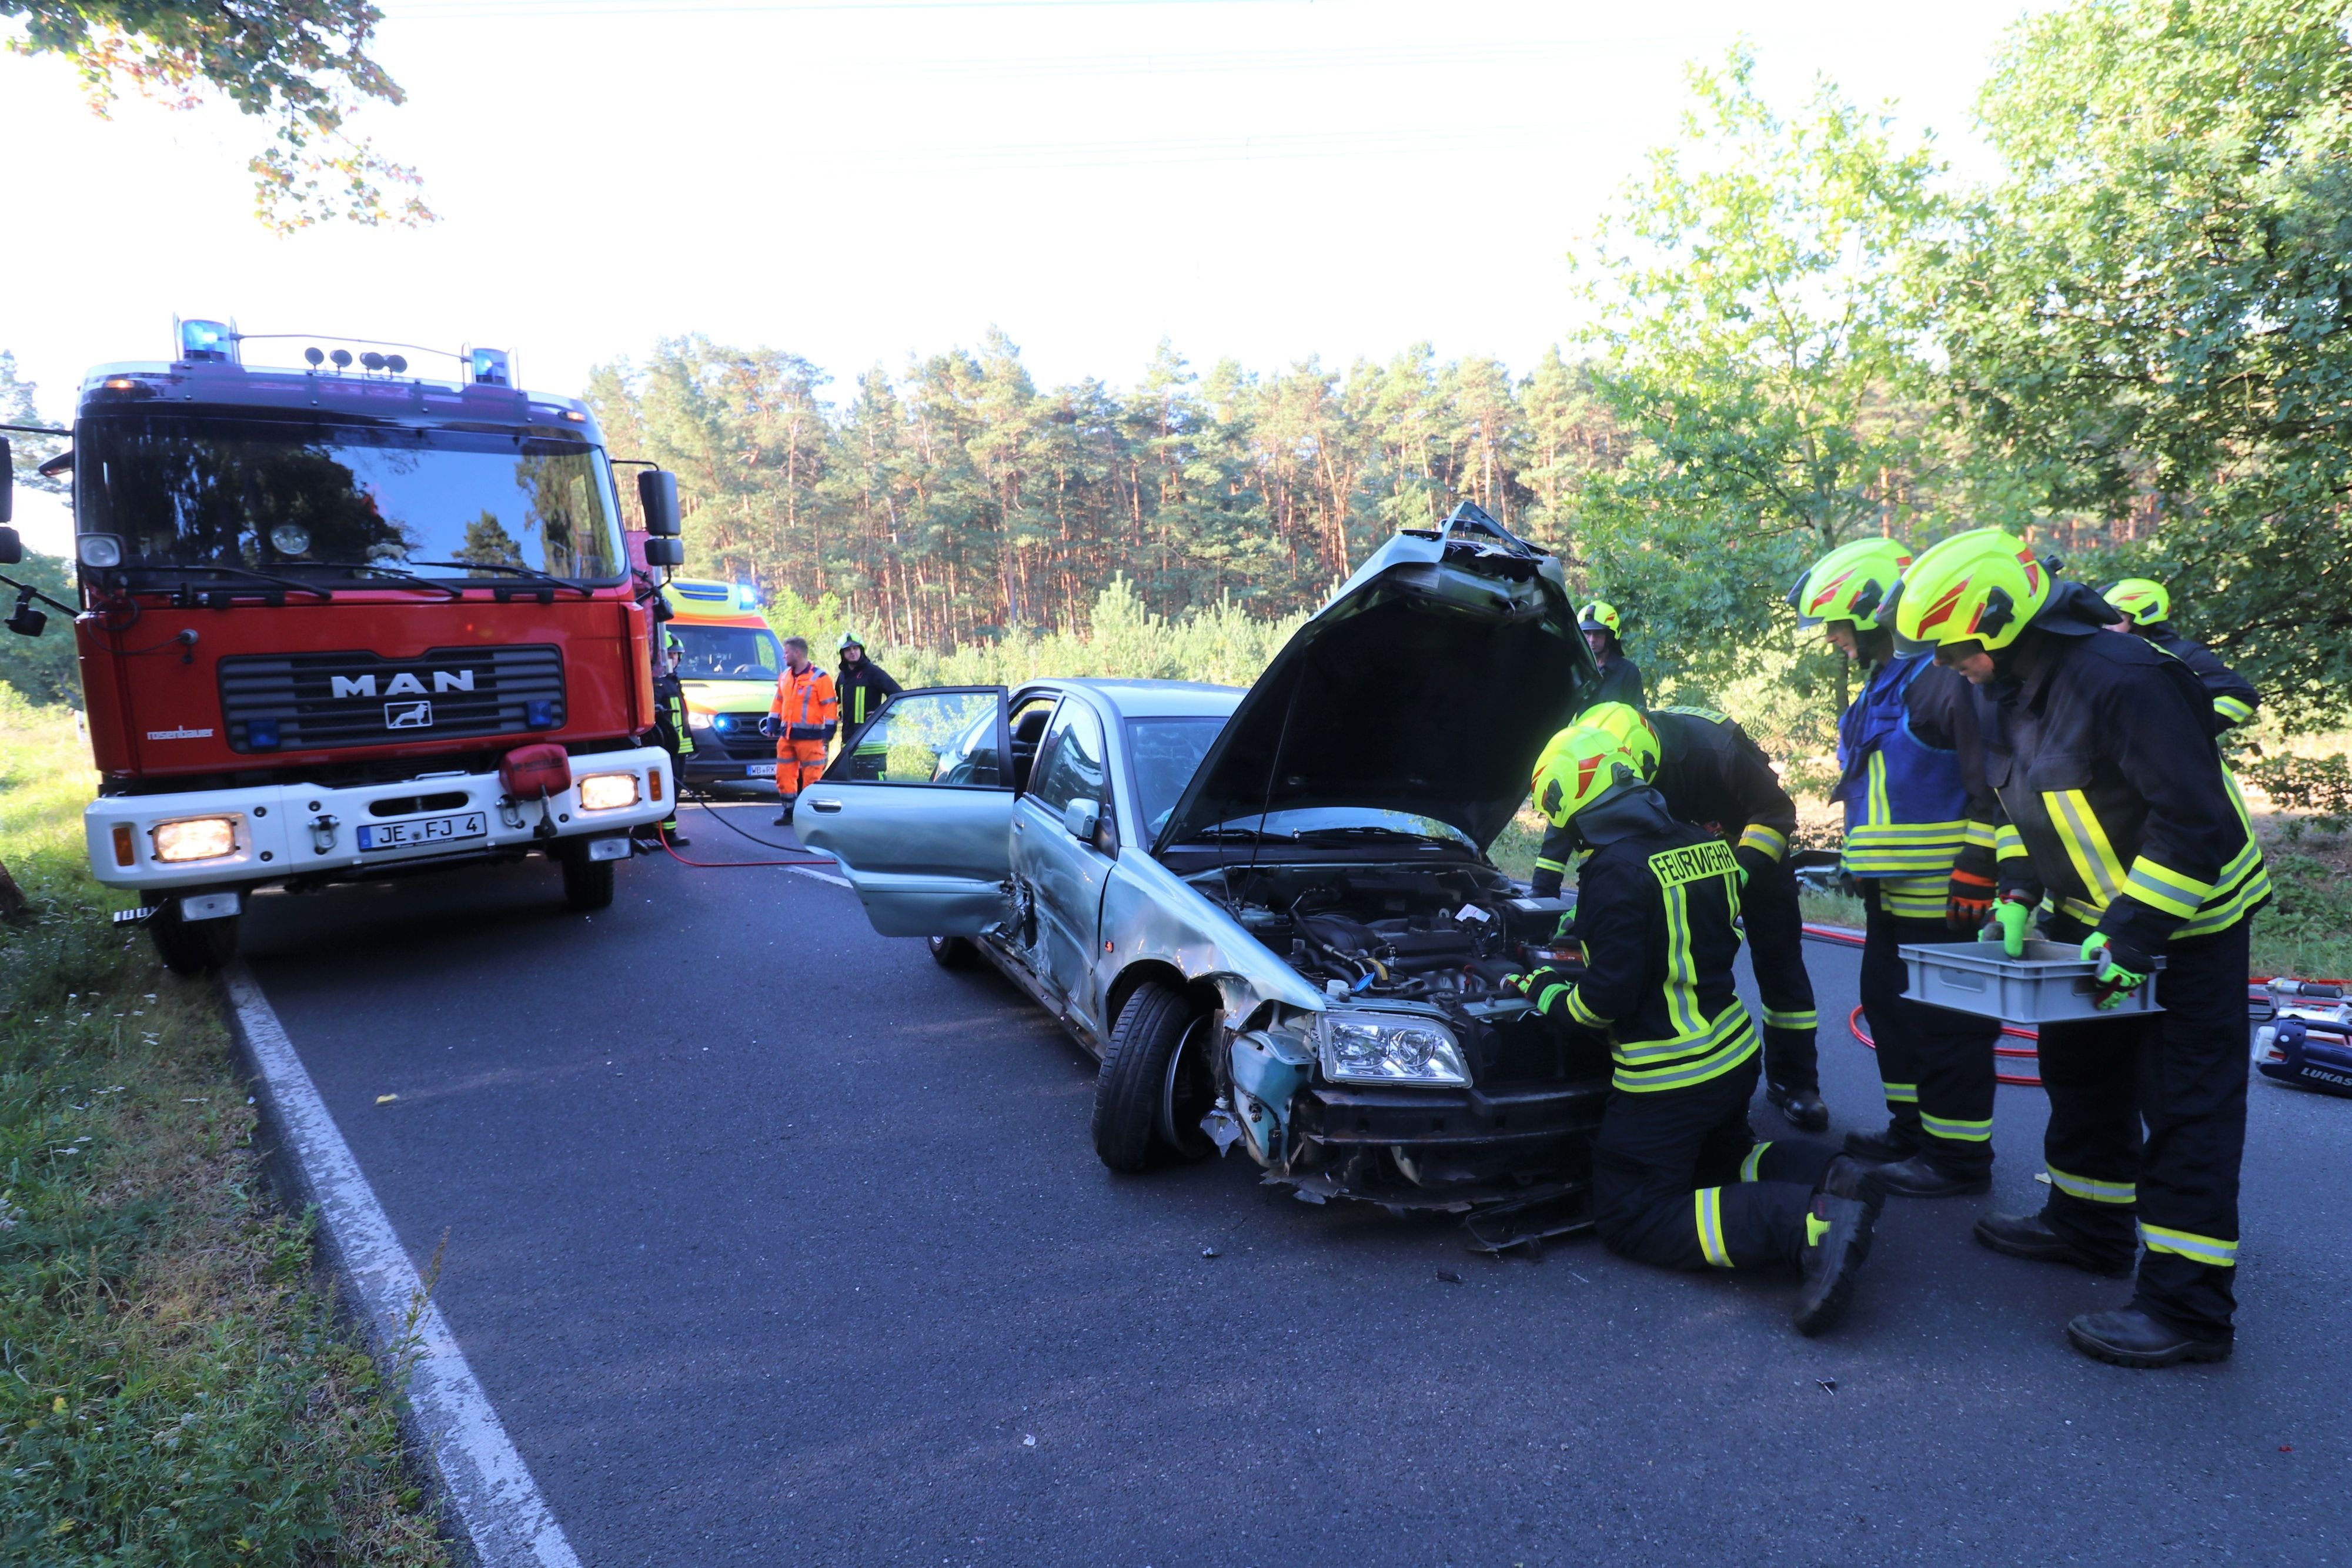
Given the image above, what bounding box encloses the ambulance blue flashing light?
[734,582,763,610]
[471,347,513,387]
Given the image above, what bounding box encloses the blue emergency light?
[524,698,556,729]
[471,348,513,387]
[734,582,763,609]
[245,718,281,751]
[178,319,236,364]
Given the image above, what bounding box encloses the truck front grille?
[218,645,566,753]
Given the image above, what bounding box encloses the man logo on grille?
[385,701,433,729]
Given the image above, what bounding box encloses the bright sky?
[1,0,2045,553]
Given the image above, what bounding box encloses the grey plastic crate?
[1897,938,2166,1024]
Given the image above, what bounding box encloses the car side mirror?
[1063,797,1101,842]
[642,536,684,568]
[637,470,681,537]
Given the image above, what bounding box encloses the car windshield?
[76,412,626,583]
[1125,716,1227,838]
[669,623,783,681]
[1194,807,1479,853]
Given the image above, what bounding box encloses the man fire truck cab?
[0,319,688,974]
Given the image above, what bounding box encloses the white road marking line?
[225,965,582,1568]
[789,864,851,888]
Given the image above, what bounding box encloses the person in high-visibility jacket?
[1888,529,2270,1369]
[1788,538,2002,1196]
[1532,701,1827,1132]
[1576,601,1645,708]
[2102,579,2261,731]
[647,635,694,848]
[763,635,837,824]
[835,632,902,749]
[1513,724,1882,1336]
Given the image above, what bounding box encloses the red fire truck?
[0,319,687,973]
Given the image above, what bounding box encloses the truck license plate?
[744,763,777,778]
[358,811,488,852]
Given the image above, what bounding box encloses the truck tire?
[560,850,616,912]
[927,935,980,969]
[149,900,240,975]
[1091,981,1215,1172]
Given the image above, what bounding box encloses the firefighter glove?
[1988,892,2035,958]
[1947,844,1998,931]
[2080,932,2153,1010]
[1506,965,1569,997]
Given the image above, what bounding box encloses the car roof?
[1030,678,1244,720]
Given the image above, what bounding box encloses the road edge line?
[223,962,583,1568]
[789,864,850,888]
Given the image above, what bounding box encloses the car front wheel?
[1092,981,1215,1172]
[928,935,980,969]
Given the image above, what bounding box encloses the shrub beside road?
[0,692,445,1566]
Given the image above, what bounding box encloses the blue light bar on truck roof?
[470,347,512,387]
[177,318,237,365]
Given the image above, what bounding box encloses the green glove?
[1989,895,2034,958]
[2079,932,2150,1011]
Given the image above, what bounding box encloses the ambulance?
[660,578,785,793]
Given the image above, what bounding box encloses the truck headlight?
[152,816,238,863]
[576,773,640,811]
[1317,1013,1469,1085]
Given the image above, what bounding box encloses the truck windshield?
[668,623,783,681]
[76,413,626,583]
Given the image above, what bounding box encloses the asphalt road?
[245,803,2352,1566]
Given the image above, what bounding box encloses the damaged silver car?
[801,504,1607,1242]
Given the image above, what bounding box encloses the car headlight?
[152,815,239,863]
[576,772,640,811]
[1317,1012,1469,1085]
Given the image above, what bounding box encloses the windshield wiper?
[1190,827,1269,842]
[134,562,333,603]
[406,560,594,597]
[1287,825,1462,847]
[288,560,466,599]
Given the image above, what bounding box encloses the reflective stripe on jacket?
[836,660,903,735]
[1833,652,1973,881]
[1976,628,2269,953]
[1552,817,1759,1094]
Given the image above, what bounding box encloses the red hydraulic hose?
[1847,1004,2044,1089]
[650,800,840,870]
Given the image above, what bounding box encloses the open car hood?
[1155,504,1598,854]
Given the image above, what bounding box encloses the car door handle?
[806,797,842,814]
[1012,818,1025,833]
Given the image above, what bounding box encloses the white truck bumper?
[85,745,673,895]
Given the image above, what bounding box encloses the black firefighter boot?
[1793,1187,1881,1336]
[1869,1153,1992,1199]
[1843,1121,1920,1162]
[1766,1081,1830,1134]
[1973,1211,2133,1277]
[774,796,796,827]
[2066,1308,2233,1369]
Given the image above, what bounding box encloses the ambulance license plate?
[358,811,488,852]
[744,763,777,778]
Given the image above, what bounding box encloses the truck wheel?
[149,900,240,975]
[927,935,980,969]
[1092,981,1214,1172]
[560,851,616,912]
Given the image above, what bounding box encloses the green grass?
[0,691,447,1566]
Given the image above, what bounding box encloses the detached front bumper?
[85,745,672,894]
[1278,1076,1610,1209]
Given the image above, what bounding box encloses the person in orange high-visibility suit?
[762,635,837,825]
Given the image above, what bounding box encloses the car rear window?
[1126,716,1226,840]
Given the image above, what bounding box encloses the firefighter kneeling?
[1516,724,1882,1336]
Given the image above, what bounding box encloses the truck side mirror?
[1063,797,1101,842]
[1,436,14,531]
[637,470,681,537]
[0,527,19,569]
[642,537,684,568]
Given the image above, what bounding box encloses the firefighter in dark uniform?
[647,635,693,848]
[1532,701,1828,1132]
[1512,724,1881,1336]
[1788,537,2005,1196]
[834,632,902,751]
[2102,579,2261,731]
[1889,529,2270,1368]
[1577,601,1646,708]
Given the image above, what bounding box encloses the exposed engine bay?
[1191,861,1581,1019]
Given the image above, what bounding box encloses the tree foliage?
[3,0,428,230]
[1932,0,2352,726]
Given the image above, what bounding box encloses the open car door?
[798,687,1015,938]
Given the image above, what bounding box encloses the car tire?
[560,850,616,912]
[148,900,240,975]
[928,935,980,969]
[1093,981,1214,1172]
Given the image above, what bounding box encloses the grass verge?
[0,691,447,1566]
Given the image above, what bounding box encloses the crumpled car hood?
[1156,504,1597,853]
